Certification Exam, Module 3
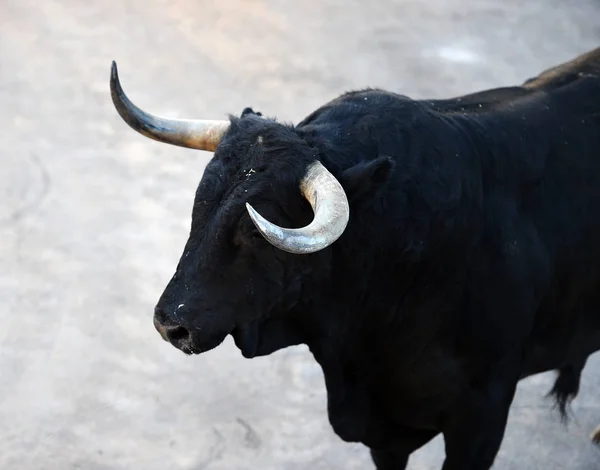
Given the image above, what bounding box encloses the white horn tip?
[246,202,285,245]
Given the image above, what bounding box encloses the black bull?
[110,47,600,469]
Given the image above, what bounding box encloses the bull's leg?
[592,425,600,445]
[370,428,439,470]
[440,354,521,470]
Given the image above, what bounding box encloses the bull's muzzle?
[153,310,192,349]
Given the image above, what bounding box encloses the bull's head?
[110,63,392,359]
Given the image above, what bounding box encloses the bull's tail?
[547,358,587,422]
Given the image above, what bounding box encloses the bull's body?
[111,47,600,469]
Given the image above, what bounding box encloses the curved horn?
[246,161,350,254]
[110,61,230,152]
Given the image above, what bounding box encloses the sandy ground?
[1,0,599,469]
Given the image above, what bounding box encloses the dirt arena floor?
[1,0,599,468]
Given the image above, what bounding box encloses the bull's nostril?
[166,326,190,343]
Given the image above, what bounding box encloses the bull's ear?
[340,156,395,202]
[241,107,262,117]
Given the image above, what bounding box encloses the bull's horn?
[246,161,350,254]
[110,61,230,152]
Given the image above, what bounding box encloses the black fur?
[152,48,600,469]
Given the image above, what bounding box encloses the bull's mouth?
[161,324,257,357]
[153,315,231,356]
[154,315,298,359]
[181,331,229,355]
